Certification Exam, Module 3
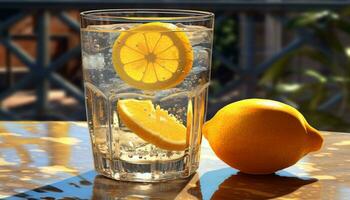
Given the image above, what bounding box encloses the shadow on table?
[187,168,318,200]
[10,170,194,199]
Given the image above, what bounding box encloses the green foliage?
[260,9,350,131]
[209,10,350,131]
[210,17,238,95]
[214,18,237,54]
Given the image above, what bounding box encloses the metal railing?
[0,11,82,119]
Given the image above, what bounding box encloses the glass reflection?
[92,174,194,199]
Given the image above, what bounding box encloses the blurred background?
[1,1,350,131]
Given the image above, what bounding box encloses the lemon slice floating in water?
[117,99,187,151]
[112,22,193,90]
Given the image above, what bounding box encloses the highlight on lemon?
[112,22,193,90]
[203,98,323,175]
[117,99,187,151]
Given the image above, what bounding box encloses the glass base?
[93,151,198,182]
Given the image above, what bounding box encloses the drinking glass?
[80,9,214,182]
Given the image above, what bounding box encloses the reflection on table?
[1,122,350,199]
[0,122,92,198]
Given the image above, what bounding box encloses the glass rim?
[80,9,214,22]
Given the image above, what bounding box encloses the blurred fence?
[0,1,349,129]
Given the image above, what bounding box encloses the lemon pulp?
[117,99,187,151]
[112,22,193,90]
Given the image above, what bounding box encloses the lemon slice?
[112,22,193,90]
[117,99,187,151]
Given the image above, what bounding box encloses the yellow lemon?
[117,99,187,151]
[203,98,323,174]
[112,22,193,90]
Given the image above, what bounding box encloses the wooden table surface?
[0,121,350,199]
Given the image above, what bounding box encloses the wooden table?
[0,121,350,199]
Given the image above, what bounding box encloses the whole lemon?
[203,98,323,174]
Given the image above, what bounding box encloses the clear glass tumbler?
[80,9,214,182]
